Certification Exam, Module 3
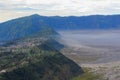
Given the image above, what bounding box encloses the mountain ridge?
[0,14,59,42]
[1,14,120,30]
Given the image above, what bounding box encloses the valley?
[59,30,120,80]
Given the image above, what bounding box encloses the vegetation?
[0,14,58,42]
[72,68,105,80]
[0,38,83,80]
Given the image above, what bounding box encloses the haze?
[59,30,120,63]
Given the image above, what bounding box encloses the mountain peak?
[31,14,40,16]
[0,14,59,42]
[30,14,40,18]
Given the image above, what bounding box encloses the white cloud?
[0,0,120,22]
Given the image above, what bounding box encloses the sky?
[0,0,120,22]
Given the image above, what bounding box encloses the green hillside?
[0,38,83,80]
[0,14,58,42]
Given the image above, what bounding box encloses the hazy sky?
[0,0,120,22]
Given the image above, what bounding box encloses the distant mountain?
[0,14,58,42]
[46,14,120,30]
[0,14,120,41]
[49,15,120,30]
